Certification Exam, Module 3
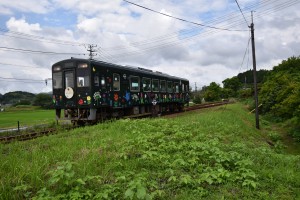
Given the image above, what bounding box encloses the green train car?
[52,58,189,124]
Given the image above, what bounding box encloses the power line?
[234,0,250,27]
[0,76,45,82]
[0,46,86,55]
[102,0,267,52]
[0,33,83,46]
[0,62,47,69]
[98,19,249,61]
[238,35,251,74]
[123,0,248,32]
[99,0,277,53]
[0,28,89,46]
[105,0,276,51]
[100,0,299,62]
[104,0,294,53]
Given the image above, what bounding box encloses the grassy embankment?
[0,106,54,129]
[0,103,299,199]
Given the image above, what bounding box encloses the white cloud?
[6,17,41,33]
[0,0,52,14]
[0,6,12,15]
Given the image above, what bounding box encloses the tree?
[193,92,202,104]
[222,76,242,97]
[33,93,52,109]
[3,91,35,105]
[14,100,31,106]
[203,82,222,102]
[259,56,300,120]
[237,69,269,84]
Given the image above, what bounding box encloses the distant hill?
[1,91,36,105]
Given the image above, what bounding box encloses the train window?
[152,79,159,92]
[94,76,99,87]
[130,76,140,92]
[174,82,179,93]
[77,76,90,87]
[113,73,120,91]
[160,80,166,92]
[53,72,62,89]
[182,83,185,92]
[65,71,74,88]
[167,81,173,93]
[142,78,151,92]
[101,76,105,88]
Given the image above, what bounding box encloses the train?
[52,58,189,124]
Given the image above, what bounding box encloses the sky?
[0,0,299,94]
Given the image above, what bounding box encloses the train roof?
[52,58,189,82]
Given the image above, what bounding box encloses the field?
[0,103,300,199]
[0,106,54,129]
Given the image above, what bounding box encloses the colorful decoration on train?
[78,99,84,105]
[114,93,119,101]
[93,92,101,106]
[93,92,101,100]
[87,96,91,104]
[125,91,130,101]
[132,94,139,102]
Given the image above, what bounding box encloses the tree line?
[192,56,300,138]
[0,91,52,109]
[192,69,269,104]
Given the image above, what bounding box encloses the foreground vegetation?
[1,103,300,199]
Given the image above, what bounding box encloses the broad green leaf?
[137,186,147,199]
[125,188,134,199]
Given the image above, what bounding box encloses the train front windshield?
[53,71,62,89]
[77,63,90,88]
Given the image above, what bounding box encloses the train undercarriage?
[56,103,184,125]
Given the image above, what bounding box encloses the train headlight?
[78,63,88,68]
[53,66,61,71]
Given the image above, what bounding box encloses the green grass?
[0,103,300,199]
[0,107,55,129]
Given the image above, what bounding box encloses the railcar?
[52,58,189,124]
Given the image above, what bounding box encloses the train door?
[121,73,130,107]
[63,70,76,108]
[95,67,110,106]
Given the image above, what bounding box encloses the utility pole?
[195,82,197,92]
[249,11,259,129]
[87,44,97,59]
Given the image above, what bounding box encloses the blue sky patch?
[130,11,141,18]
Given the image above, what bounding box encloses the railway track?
[0,128,57,143]
[0,101,229,143]
[184,101,229,112]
